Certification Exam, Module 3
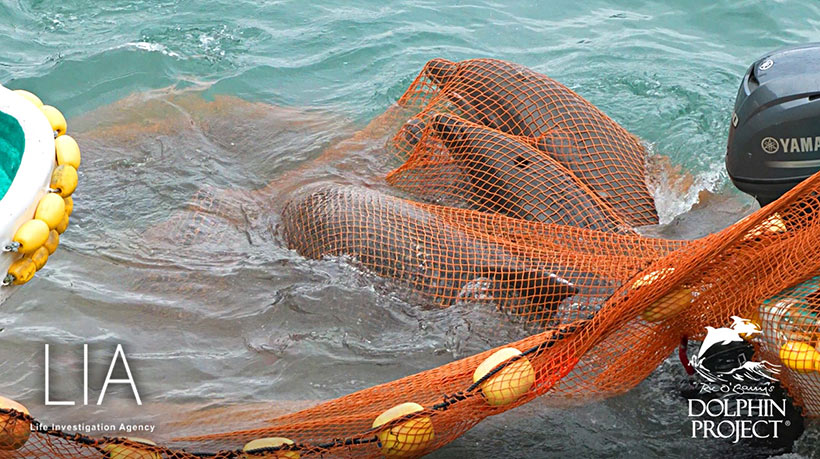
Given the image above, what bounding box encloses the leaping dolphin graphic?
[691,316,767,383]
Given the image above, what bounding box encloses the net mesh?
[4,58,820,458]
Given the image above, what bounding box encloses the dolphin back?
[402,58,658,227]
[418,113,631,233]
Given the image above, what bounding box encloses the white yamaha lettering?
[765,136,820,154]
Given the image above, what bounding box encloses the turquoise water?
[0,110,24,199]
[2,1,816,150]
[1,1,820,457]
[4,0,819,219]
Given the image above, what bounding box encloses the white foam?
[645,143,726,225]
[124,42,182,58]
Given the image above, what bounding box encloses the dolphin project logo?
[690,316,780,392]
[687,316,789,443]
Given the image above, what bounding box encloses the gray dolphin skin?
[401,115,426,147]
[430,113,630,233]
[422,58,658,227]
[281,184,581,319]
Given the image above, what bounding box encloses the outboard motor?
[726,43,820,206]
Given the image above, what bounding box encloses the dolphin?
[420,58,658,227]
[429,113,631,233]
[280,184,582,319]
[400,115,426,148]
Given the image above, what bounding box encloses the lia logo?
[44,344,142,406]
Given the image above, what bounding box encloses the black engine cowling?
[726,43,820,206]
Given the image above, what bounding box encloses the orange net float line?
[171,319,590,454]
[243,173,820,457]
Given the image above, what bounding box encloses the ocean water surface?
[1,0,819,457]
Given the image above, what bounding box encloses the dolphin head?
[424,58,457,86]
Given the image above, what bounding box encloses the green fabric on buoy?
[0,110,25,200]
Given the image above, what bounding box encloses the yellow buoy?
[34,193,66,230]
[473,347,536,406]
[40,105,66,137]
[242,437,300,459]
[0,395,31,450]
[641,287,694,322]
[11,219,50,254]
[631,267,675,289]
[742,213,787,241]
[13,90,42,108]
[55,214,69,235]
[28,246,49,271]
[54,135,81,169]
[630,268,693,322]
[102,437,161,459]
[63,196,74,216]
[779,341,819,373]
[50,165,78,197]
[372,402,434,457]
[6,258,36,285]
[44,230,59,255]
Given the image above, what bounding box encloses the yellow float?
[54,135,81,169]
[13,90,42,108]
[473,347,536,406]
[779,340,820,373]
[44,230,59,255]
[243,437,300,458]
[11,220,49,254]
[641,287,694,322]
[55,214,69,234]
[373,402,435,457]
[34,193,66,229]
[50,164,78,197]
[631,267,694,322]
[0,395,30,450]
[64,195,74,216]
[741,212,787,241]
[28,246,49,271]
[40,105,66,137]
[101,437,161,459]
[0,86,80,303]
[5,258,36,285]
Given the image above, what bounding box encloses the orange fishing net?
[3,58,820,458]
